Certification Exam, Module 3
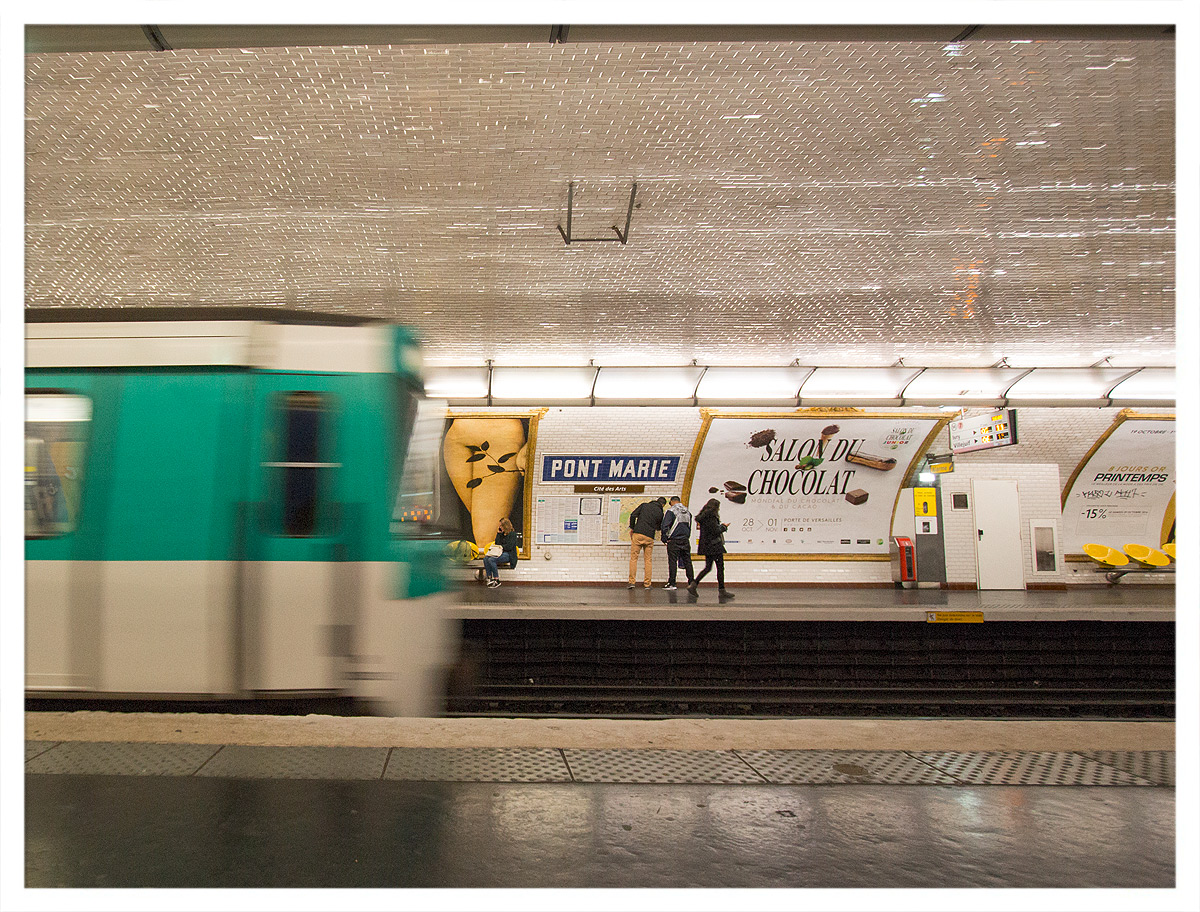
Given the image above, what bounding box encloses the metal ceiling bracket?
[999,368,1036,406]
[558,181,638,245]
[898,366,928,406]
[691,364,708,406]
[549,25,570,45]
[142,25,172,51]
[1102,368,1144,407]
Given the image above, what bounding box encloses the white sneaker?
[487,579,500,588]
[663,584,677,590]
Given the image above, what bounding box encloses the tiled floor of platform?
[453,582,1175,621]
[24,773,1176,888]
[25,741,1175,786]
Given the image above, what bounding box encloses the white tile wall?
[507,406,1174,586]
[945,408,1137,482]
[939,464,1066,587]
[949,407,1175,587]
[527,407,704,583]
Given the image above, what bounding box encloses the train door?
[241,378,350,693]
[972,479,1025,590]
[25,388,98,691]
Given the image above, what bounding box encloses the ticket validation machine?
[893,487,947,588]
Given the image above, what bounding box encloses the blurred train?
[25,308,457,715]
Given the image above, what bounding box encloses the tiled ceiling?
[24,26,1175,369]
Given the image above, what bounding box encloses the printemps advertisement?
[1060,413,1175,555]
[684,412,947,558]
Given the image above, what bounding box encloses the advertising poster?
[437,410,544,555]
[1060,413,1175,555]
[684,411,946,559]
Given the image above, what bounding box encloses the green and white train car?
[25,308,456,714]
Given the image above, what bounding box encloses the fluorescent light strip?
[422,365,1175,406]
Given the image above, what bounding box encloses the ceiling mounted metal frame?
[558,181,638,246]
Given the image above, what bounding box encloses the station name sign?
[542,455,680,483]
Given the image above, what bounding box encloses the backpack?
[665,504,692,539]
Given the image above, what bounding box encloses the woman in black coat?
[689,498,734,598]
[483,517,520,588]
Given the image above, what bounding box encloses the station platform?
[453,581,1176,621]
[23,712,1178,890]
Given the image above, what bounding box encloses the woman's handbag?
[485,543,504,558]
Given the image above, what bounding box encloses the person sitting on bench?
[484,517,520,588]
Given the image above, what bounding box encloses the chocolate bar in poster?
[845,449,897,471]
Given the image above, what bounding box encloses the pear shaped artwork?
[442,417,527,547]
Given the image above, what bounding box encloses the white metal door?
[972,479,1025,590]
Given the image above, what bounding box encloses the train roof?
[26,306,386,326]
[26,309,422,375]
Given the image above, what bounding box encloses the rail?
[448,683,1174,718]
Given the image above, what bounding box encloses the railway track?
[448,684,1174,718]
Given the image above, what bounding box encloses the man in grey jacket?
[660,496,695,591]
[628,497,667,589]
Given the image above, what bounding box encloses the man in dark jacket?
[628,497,667,589]
[660,496,695,591]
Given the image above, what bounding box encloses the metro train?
[24,308,457,715]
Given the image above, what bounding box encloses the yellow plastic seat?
[1124,543,1170,568]
[1163,542,1175,561]
[1082,543,1129,567]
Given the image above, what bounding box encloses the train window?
[276,391,333,538]
[25,393,92,538]
[391,394,445,532]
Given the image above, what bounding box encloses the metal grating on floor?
[24,741,222,777]
[912,751,1147,786]
[735,750,958,785]
[563,749,763,784]
[25,741,60,762]
[1081,750,1175,786]
[24,741,1174,786]
[383,748,571,782]
[195,745,390,780]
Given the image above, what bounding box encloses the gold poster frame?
[682,408,951,561]
[1060,409,1176,559]
[444,408,548,560]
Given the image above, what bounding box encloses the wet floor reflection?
[26,775,1174,888]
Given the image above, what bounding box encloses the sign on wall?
[1060,412,1175,554]
[535,495,606,544]
[684,411,948,559]
[542,455,680,483]
[949,410,1018,454]
[608,495,665,544]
